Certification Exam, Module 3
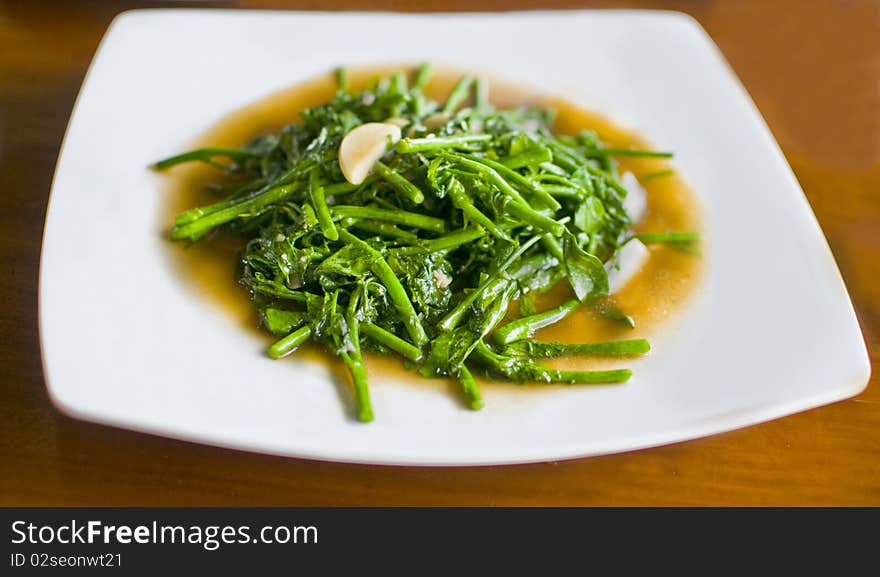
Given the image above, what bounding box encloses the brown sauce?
[158,65,703,386]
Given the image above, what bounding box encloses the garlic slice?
[621,171,648,224]
[607,238,649,294]
[422,113,450,129]
[338,122,402,184]
[384,117,410,128]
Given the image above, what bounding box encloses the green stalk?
[441,153,527,205]
[389,72,408,117]
[458,365,484,410]
[340,350,373,422]
[505,202,566,237]
[442,75,474,113]
[309,169,338,240]
[505,338,651,358]
[267,326,312,359]
[170,182,298,241]
[248,283,318,304]
[587,148,673,158]
[492,299,580,345]
[473,341,631,384]
[151,147,258,171]
[631,232,700,244]
[447,178,511,241]
[591,299,636,329]
[543,141,580,171]
[360,322,423,362]
[474,76,489,110]
[438,234,542,331]
[584,163,630,199]
[453,153,561,211]
[374,161,424,204]
[172,162,308,227]
[412,63,432,90]
[390,71,407,93]
[540,233,564,261]
[397,134,492,153]
[323,176,376,197]
[334,66,349,93]
[541,184,583,199]
[639,169,675,181]
[443,153,564,235]
[426,226,486,252]
[392,226,487,255]
[341,298,373,422]
[331,206,445,233]
[338,230,427,347]
[349,220,420,243]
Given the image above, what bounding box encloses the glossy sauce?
[159,65,703,384]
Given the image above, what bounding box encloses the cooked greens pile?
[155,65,691,422]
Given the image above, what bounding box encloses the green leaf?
[574,195,606,234]
[389,253,452,319]
[315,244,378,279]
[260,308,307,335]
[563,234,609,302]
[419,326,479,378]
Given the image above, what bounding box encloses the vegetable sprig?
[154,65,694,422]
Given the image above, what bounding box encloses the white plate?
[39,9,870,465]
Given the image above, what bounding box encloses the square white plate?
[40,9,870,465]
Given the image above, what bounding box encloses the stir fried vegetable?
[154,65,698,421]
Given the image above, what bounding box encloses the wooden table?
[1,0,877,506]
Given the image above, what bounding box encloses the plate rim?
[38,7,872,466]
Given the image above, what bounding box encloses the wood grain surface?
[1,0,878,506]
